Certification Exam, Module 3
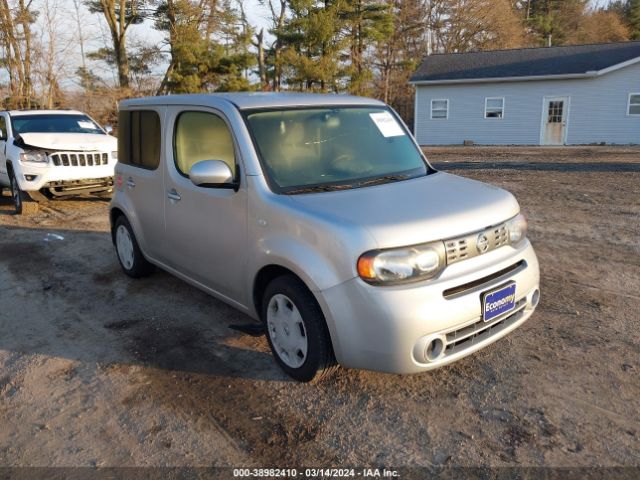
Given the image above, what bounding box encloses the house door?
[542,97,569,145]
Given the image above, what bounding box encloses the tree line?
[1,0,639,124]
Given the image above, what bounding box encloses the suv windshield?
[11,114,104,135]
[245,107,430,193]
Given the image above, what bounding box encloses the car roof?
[7,110,86,117]
[119,92,386,110]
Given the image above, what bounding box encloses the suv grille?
[50,152,109,167]
[445,221,510,265]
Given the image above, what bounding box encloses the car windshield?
[245,107,430,193]
[11,114,104,135]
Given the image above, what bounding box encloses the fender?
[248,236,357,359]
[109,194,155,261]
[250,234,352,296]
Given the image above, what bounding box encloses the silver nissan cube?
[110,93,540,382]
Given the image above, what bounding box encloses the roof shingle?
[410,41,640,83]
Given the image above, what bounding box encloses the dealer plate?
[482,282,516,322]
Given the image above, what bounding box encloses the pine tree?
[526,0,588,46]
[278,0,344,92]
[339,0,392,96]
[84,0,146,89]
[154,0,254,94]
[372,0,428,112]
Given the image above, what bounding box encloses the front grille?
[50,152,109,167]
[445,238,469,263]
[492,224,509,247]
[443,297,527,357]
[445,221,510,265]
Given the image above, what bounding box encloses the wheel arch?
[253,264,304,317]
[109,207,127,244]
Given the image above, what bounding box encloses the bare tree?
[0,0,37,107]
[37,0,68,108]
[239,0,267,87]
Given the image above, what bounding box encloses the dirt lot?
[0,146,639,476]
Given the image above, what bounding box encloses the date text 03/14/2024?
[232,468,400,478]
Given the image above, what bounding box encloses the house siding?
[414,62,640,145]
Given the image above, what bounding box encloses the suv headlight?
[357,241,446,285]
[506,213,528,244]
[20,151,48,164]
[111,151,118,160]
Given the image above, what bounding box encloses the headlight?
[506,213,528,244]
[111,151,118,160]
[20,151,48,163]
[357,241,445,285]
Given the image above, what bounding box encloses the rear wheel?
[9,170,38,215]
[113,216,154,278]
[262,275,337,382]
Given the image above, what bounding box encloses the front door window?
[547,101,564,124]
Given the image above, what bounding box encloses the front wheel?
[262,275,338,382]
[113,216,154,278]
[9,171,38,215]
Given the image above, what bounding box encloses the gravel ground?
[0,146,638,477]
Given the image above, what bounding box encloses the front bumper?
[16,159,116,192]
[317,240,540,374]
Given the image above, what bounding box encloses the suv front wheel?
[262,275,337,382]
[9,170,38,215]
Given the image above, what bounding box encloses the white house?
[410,41,640,146]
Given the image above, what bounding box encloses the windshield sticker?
[369,112,405,138]
[78,121,97,129]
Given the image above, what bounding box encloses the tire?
[113,215,154,278]
[262,275,338,382]
[9,170,38,215]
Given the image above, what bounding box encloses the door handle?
[167,189,181,202]
[126,177,136,188]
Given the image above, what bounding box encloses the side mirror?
[0,128,4,140]
[189,160,236,188]
[104,125,113,134]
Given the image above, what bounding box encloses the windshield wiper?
[356,174,410,188]
[286,174,412,194]
[285,183,356,195]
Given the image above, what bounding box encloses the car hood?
[18,132,117,152]
[287,172,520,248]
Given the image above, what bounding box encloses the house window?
[431,99,449,119]
[485,97,505,118]
[629,94,640,116]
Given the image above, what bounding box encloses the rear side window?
[173,111,236,177]
[118,110,161,169]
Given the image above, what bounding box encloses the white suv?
[0,110,118,214]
